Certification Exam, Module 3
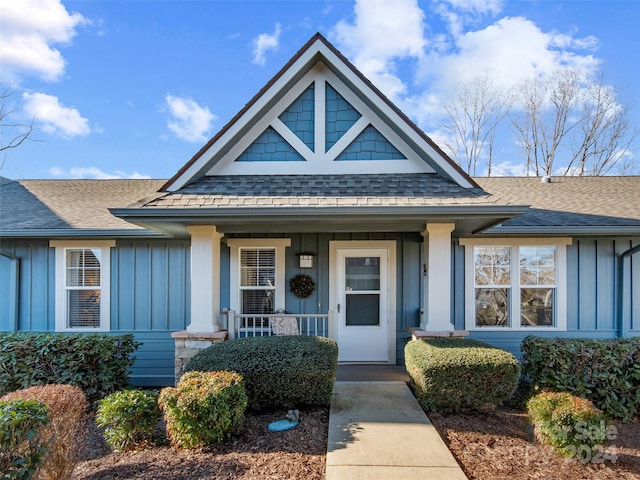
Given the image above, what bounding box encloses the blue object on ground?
[268,419,299,432]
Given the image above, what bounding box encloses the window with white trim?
[460,238,570,331]
[240,248,276,315]
[227,238,291,317]
[51,240,114,332]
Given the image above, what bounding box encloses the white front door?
[330,241,396,363]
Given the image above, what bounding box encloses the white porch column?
[421,223,455,332]
[186,225,223,332]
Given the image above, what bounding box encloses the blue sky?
[1,0,638,180]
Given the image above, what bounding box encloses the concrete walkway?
[326,381,467,480]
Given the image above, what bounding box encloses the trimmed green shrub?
[1,384,87,480]
[521,335,640,420]
[527,391,609,458]
[0,332,140,402]
[96,390,161,451]
[0,399,50,480]
[405,338,521,413]
[159,371,247,449]
[185,336,338,410]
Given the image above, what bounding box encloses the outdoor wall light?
[298,253,314,269]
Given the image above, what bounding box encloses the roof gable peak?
[163,33,476,191]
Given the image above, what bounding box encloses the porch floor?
[335,364,409,383]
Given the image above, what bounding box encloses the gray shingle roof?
[0,178,165,232]
[475,176,640,229]
[145,174,493,208]
[3,174,640,235]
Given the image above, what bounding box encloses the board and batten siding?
[223,232,423,364]
[111,240,190,386]
[0,239,191,387]
[455,237,640,358]
[0,241,55,332]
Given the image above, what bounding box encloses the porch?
[221,310,334,339]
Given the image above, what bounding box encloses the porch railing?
[222,310,334,339]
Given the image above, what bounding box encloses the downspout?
[0,250,20,332]
[617,243,640,338]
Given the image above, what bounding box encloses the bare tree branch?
[566,74,637,175]
[441,71,512,176]
[0,86,36,169]
[511,69,581,176]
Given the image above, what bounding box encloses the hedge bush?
[0,332,140,402]
[185,336,338,410]
[521,335,640,420]
[159,371,247,449]
[0,399,50,480]
[527,391,609,459]
[1,385,87,480]
[96,390,161,451]
[405,338,520,413]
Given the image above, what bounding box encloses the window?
[519,246,556,327]
[51,240,114,331]
[66,248,102,328]
[474,247,511,326]
[460,238,570,331]
[240,248,276,314]
[228,238,291,316]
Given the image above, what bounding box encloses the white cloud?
[164,94,215,143]
[0,0,87,83]
[406,16,601,127]
[252,23,282,66]
[22,92,90,138]
[331,0,426,100]
[487,160,530,177]
[437,17,599,91]
[49,166,151,179]
[443,0,503,16]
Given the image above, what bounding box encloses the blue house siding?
[0,239,190,387]
[279,83,315,150]
[235,127,305,162]
[224,231,423,364]
[456,237,640,358]
[0,241,55,332]
[1,233,637,384]
[111,239,190,386]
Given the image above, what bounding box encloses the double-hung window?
[228,238,291,320]
[51,240,114,331]
[460,238,570,331]
[240,248,276,315]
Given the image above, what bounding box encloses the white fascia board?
[168,38,470,189]
[167,44,325,191]
[314,44,474,188]
[207,61,434,175]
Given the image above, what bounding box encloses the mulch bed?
[72,408,328,480]
[430,408,640,480]
[72,403,640,480]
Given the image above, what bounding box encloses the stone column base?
[171,330,228,383]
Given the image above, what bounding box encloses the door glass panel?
[346,294,380,326]
[345,257,380,291]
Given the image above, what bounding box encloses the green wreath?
[289,274,315,299]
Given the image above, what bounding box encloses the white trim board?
[329,240,397,364]
[50,240,115,332]
[459,237,572,332]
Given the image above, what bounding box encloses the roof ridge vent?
[541,175,552,184]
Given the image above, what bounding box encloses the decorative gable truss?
[165,34,474,191]
[208,63,433,176]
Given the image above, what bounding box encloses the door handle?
[337,304,341,313]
